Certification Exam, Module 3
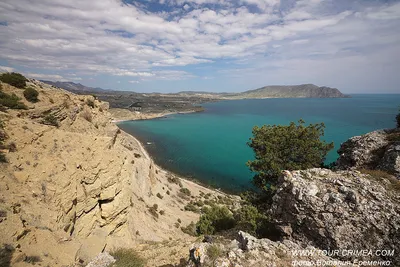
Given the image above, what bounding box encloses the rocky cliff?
[0,79,226,266]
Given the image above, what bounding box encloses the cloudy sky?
[0,0,399,93]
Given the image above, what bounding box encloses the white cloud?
[0,65,14,72]
[0,0,398,92]
[25,73,67,81]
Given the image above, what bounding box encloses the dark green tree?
[0,72,27,89]
[247,119,334,191]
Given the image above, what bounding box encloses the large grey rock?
[336,128,400,177]
[270,168,400,264]
[336,130,388,169]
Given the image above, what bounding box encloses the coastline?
[110,108,203,123]
[114,115,234,196]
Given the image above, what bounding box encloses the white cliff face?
[0,80,224,266]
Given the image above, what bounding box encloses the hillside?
[0,77,230,266]
[40,80,112,94]
[233,84,346,99]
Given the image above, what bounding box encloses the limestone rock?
[270,168,400,265]
[86,252,115,267]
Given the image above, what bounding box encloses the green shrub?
[156,193,163,199]
[179,188,191,196]
[167,175,183,187]
[184,202,199,213]
[234,204,269,236]
[196,205,235,235]
[0,72,27,88]
[247,119,334,191]
[23,87,39,102]
[42,114,59,127]
[0,91,27,110]
[110,248,146,267]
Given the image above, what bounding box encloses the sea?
[117,94,400,193]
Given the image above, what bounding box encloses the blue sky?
[0,0,399,93]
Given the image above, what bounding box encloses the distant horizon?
[37,79,400,95]
[0,0,399,94]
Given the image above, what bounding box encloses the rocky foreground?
[0,79,399,267]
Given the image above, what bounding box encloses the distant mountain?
[40,81,110,93]
[234,84,346,98]
[40,80,346,99]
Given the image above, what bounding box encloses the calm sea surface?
[118,95,400,192]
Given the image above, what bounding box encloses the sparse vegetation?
[23,87,39,102]
[110,248,146,267]
[86,99,95,108]
[24,255,41,264]
[0,90,27,110]
[81,109,93,122]
[181,221,197,236]
[0,72,27,88]
[184,202,199,213]
[360,169,400,192]
[42,114,59,127]
[179,187,191,196]
[156,193,163,199]
[148,204,159,218]
[207,245,222,265]
[167,174,183,187]
[0,119,7,162]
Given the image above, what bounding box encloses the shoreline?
[110,109,202,123]
[115,118,235,196]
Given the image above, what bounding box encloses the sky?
[0,0,399,93]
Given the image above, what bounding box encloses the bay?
[118,94,400,192]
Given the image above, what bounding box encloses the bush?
[23,87,39,102]
[110,248,146,267]
[0,91,27,110]
[234,204,269,236]
[42,114,59,127]
[181,221,197,236]
[0,72,27,88]
[148,204,158,218]
[196,205,235,235]
[179,188,191,196]
[247,119,334,191]
[86,99,95,108]
[184,202,199,213]
[156,193,163,199]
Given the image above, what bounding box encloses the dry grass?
[110,248,146,267]
[80,109,93,122]
[360,169,400,192]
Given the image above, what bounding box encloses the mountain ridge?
[41,80,347,98]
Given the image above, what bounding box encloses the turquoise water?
[118,95,400,192]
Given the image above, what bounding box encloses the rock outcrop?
[270,168,400,265]
[336,128,400,177]
[187,231,351,267]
